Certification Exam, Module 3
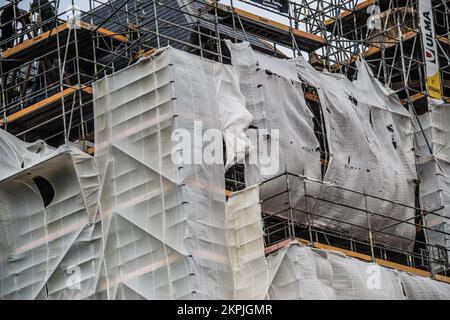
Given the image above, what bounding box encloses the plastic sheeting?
[92,46,258,299]
[1,43,447,300]
[0,130,55,180]
[415,104,450,269]
[267,243,450,300]
[0,129,101,300]
[226,41,417,251]
[226,41,321,220]
[227,185,449,300]
[399,271,450,300]
[267,243,405,300]
[226,185,268,299]
[295,56,417,251]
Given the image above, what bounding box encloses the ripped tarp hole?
[392,139,398,149]
[33,176,55,207]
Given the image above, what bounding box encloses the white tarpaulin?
[399,271,450,300]
[267,242,450,300]
[295,56,417,251]
[1,43,448,300]
[226,41,417,251]
[415,104,450,269]
[0,129,101,300]
[93,46,256,299]
[229,185,449,301]
[226,185,268,299]
[267,243,405,300]
[226,41,321,221]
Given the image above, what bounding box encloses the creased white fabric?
[226,41,321,220]
[399,271,450,300]
[226,185,268,299]
[267,243,405,300]
[295,56,417,251]
[227,41,417,251]
[93,47,238,300]
[0,130,101,300]
[214,64,253,170]
[415,103,450,270]
[2,43,448,301]
[266,242,450,300]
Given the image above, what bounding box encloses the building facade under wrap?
[0,45,449,300]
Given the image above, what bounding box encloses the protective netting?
[415,104,450,270]
[0,130,101,300]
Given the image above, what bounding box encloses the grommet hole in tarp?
[33,176,55,207]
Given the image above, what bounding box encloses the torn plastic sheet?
[226,41,321,221]
[415,103,450,270]
[214,61,253,170]
[225,41,299,82]
[399,271,450,300]
[266,242,450,300]
[93,47,247,299]
[295,56,417,251]
[0,130,55,181]
[0,129,101,300]
[226,185,268,299]
[227,41,417,250]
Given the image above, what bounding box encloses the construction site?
[0,0,449,300]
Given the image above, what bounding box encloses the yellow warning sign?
[426,72,443,101]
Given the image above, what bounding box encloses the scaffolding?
[299,0,450,278]
[1,0,449,286]
[307,0,450,113]
[261,172,450,277]
[0,0,330,144]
